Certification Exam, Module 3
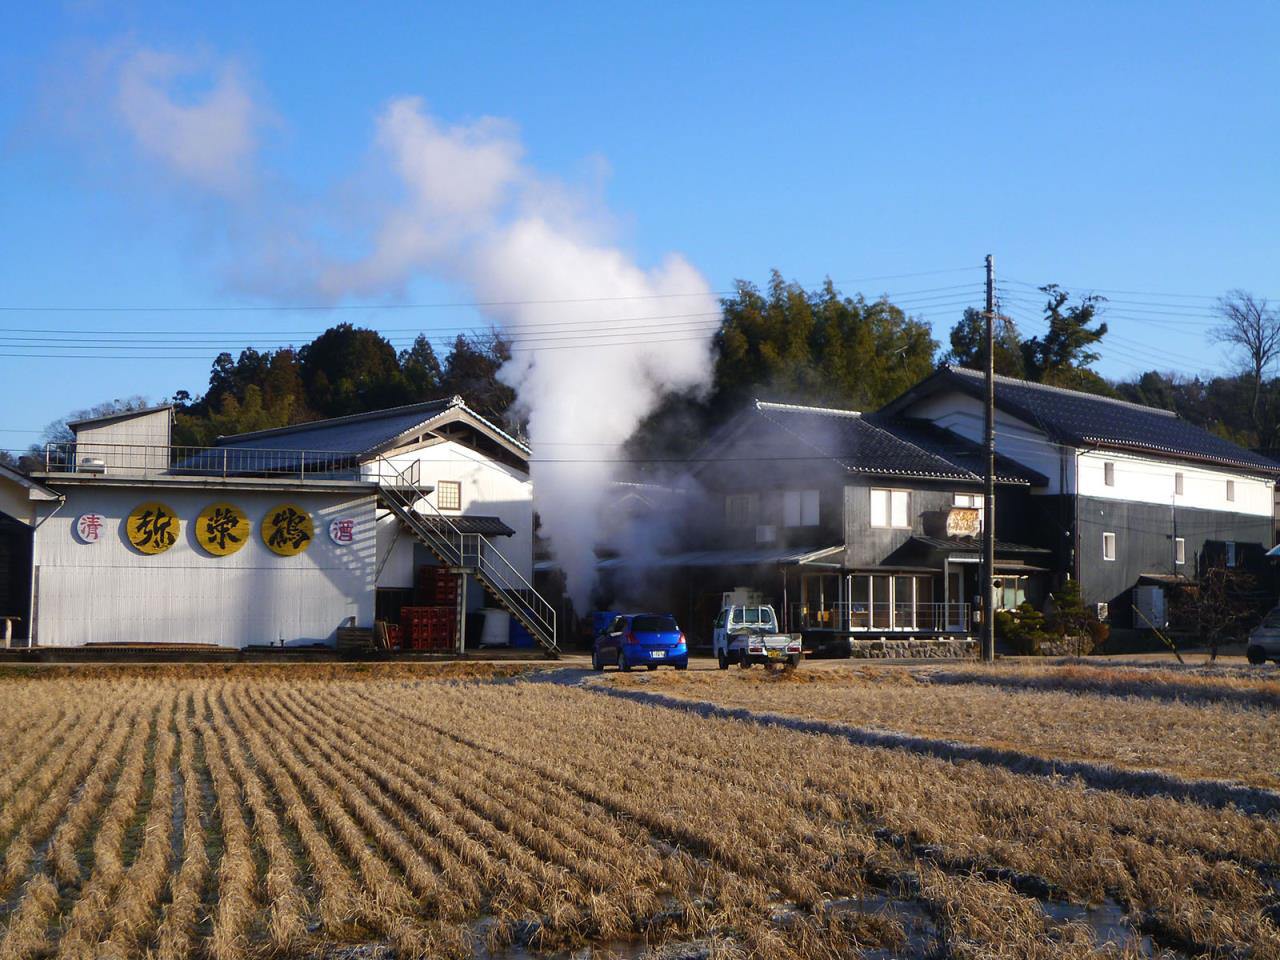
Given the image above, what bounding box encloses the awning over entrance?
[415,515,515,537]
[594,544,843,570]
[886,535,1052,572]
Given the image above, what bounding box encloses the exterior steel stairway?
[375,459,559,657]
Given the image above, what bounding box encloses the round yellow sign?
[126,501,180,555]
[196,502,250,556]
[261,503,313,556]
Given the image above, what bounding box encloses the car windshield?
[1263,609,1280,628]
[632,615,678,633]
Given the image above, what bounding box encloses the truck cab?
[712,604,802,669]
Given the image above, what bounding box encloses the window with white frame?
[1174,472,1184,496]
[1102,531,1116,562]
[782,489,820,527]
[725,493,758,528]
[1226,541,1236,567]
[1226,479,1235,502]
[435,480,462,511]
[1104,461,1115,486]
[1175,537,1186,565]
[870,488,910,529]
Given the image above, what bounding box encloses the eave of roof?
[0,464,61,501]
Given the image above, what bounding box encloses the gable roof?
[214,397,530,461]
[883,365,1280,475]
[695,400,1042,485]
[68,404,174,432]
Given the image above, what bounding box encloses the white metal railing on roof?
[41,441,362,481]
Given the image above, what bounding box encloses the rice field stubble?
[0,671,1274,959]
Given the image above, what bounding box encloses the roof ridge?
[756,400,976,481]
[217,396,459,443]
[942,364,1179,418]
[755,399,862,418]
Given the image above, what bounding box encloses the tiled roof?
[896,366,1280,475]
[215,399,461,456]
[865,415,1048,485]
[909,535,1051,554]
[415,515,515,537]
[750,401,1040,484]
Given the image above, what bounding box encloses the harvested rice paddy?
[0,663,1276,958]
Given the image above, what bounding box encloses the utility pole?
[982,254,997,662]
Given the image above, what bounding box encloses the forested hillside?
[18,275,1278,464]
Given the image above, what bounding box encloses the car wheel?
[788,653,802,669]
[739,651,752,669]
[717,647,729,670]
[675,662,688,671]
[591,650,602,672]
[618,652,631,673]
[1247,645,1267,665]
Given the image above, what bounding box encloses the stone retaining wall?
[848,637,977,659]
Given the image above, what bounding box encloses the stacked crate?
[400,606,455,651]
[416,566,460,606]
[400,566,460,650]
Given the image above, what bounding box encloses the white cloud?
[115,48,258,195]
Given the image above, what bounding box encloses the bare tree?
[1213,291,1280,439]
[1170,562,1257,661]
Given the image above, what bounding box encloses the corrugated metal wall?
[33,485,376,647]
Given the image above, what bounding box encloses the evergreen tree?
[944,307,1026,377]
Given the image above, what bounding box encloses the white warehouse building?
[0,399,556,653]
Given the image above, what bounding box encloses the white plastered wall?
[370,440,534,584]
[32,485,375,647]
[1077,450,1273,516]
[902,392,1072,493]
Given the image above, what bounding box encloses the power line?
[0,267,981,314]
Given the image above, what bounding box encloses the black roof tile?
[742,401,1041,484]
[886,366,1280,475]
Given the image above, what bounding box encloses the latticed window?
[436,480,462,511]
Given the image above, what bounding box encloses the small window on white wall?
[1175,537,1185,565]
[1104,461,1115,486]
[436,480,462,511]
[1102,532,1116,562]
[870,488,910,529]
[1226,480,1235,502]
[1174,472,1184,496]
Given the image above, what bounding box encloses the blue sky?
[3,2,1279,450]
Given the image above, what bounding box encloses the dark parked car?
[592,613,688,671]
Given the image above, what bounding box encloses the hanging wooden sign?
[126,501,180,555]
[196,502,250,556]
[262,503,313,556]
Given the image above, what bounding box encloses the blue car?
[592,613,688,671]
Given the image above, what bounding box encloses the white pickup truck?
[712,604,802,669]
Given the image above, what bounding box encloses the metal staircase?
[375,459,559,657]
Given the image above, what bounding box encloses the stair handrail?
[369,455,557,650]
[471,534,555,638]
